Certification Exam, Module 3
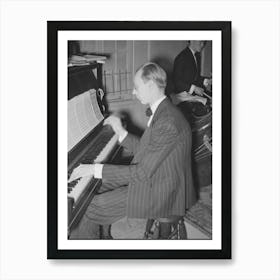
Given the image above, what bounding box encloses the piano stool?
[143,216,187,240]
[111,218,147,239]
[110,216,187,239]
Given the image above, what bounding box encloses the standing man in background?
[173,41,211,121]
[69,62,196,239]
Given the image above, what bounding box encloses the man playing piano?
[68,62,197,239]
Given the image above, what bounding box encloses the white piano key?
[94,133,118,163]
[68,176,93,203]
[68,132,118,203]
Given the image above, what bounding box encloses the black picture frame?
[47,21,231,259]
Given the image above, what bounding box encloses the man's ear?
[147,79,155,90]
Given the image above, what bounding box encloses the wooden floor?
[70,184,212,240]
[111,184,212,240]
[111,217,210,240]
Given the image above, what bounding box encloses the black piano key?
[68,179,79,189]
[81,158,94,164]
[68,134,111,178]
[68,125,118,232]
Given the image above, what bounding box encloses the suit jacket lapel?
[133,99,170,162]
[150,98,170,127]
[186,47,198,78]
[186,47,197,68]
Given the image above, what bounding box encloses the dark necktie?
[145,107,153,117]
[195,52,201,79]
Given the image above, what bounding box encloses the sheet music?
[68,89,104,151]
[68,54,106,67]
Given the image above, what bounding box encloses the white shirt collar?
[188,46,196,56]
[147,96,166,127]
[188,47,198,66]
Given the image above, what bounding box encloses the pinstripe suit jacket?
[102,98,197,218]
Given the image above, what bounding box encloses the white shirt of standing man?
[188,40,211,96]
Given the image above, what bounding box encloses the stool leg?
[159,223,172,239]
[151,220,160,239]
[178,219,187,239]
[145,219,154,233]
[100,224,113,239]
[144,219,154,239]
[167,225,178,239]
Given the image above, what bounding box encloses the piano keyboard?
[94,133,118,163]
[68,127,118,204]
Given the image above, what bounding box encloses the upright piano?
[67,62,121,236]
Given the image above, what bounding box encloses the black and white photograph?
[48,21,231,259]
[1,0,280,279]
[67,40,213,240]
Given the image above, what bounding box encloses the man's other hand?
[193,86,204,96]
[68,164,95,183]
[104,115,127,137]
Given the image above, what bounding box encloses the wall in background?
[77,40,212,130]
[201,41,212,77]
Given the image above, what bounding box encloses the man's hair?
[137,62,167,90]
[187,40,207,48]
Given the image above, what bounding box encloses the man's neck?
[149,94,166,114]
[150,93,165,106]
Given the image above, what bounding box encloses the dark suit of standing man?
[173,41,211,121]
[69,62,197,239]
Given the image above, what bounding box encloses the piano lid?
[68,63,101,100]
